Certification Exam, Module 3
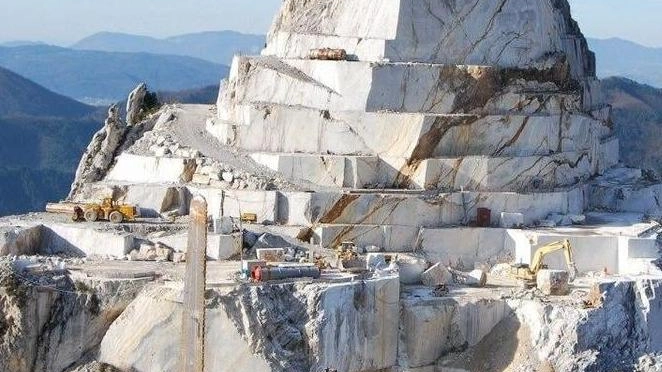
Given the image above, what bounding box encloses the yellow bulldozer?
[511,239,579,287]
[72,197,137,224]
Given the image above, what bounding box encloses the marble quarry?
[3,1,662,372]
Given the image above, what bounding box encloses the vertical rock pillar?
[180,195,208,372]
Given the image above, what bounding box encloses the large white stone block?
[251,152,379,188]
[379,150,596,191]
[417,228,512,269]
[213,101,608,161]
[219,57,580,117]
[43,224,134,257]
[314,224,419,252]
[400,295,509,368]
[186,189,280,223]
[153,232,241,260]
[275,188,584,228]
[106,153,195,184]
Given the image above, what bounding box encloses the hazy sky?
[1,0,660,47]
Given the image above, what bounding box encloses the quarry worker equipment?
[511,239,579,285]
[72,206,84,222]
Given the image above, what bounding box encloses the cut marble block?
[400,293,510,368]
[176,189,584,230]
[218,57,586,118]
[416,228,512,269]
[508,230,660,275]
[266,0,594,79]
[250,153,379,188]
[43,223,135,257]
[152,232,242,260]
[188,187,280,223]
[251,147,611,192]
[212,104,609,159]
[380,151,597,191]
[313,224,420,252]
[106,153,196,184]
[277,188,584,227]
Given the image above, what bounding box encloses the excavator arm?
[529,239,579,280]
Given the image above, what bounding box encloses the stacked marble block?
[208,0,619,254]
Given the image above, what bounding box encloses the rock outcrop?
[67,105,126,200]
[68,83,160,200]
[125,83,148,126]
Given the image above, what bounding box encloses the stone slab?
[106,153,195,184]
[212,105,605,159]
[218,57,584,118]
[153,232,242,261]
[43,224,135,257]
[400,295,509,368]
[251,152,379,188]
[279,188,584,227]
[417,228,512,269]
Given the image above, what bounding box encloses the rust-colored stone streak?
[395,116,480,188]
[318,194,360,224]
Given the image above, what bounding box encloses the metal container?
[308,48,348,61]
[476,208,491,227]
[252,265,321,282]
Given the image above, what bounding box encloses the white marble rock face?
[212,106,610,160]
[265,0,594,77]
[217,56,589,119]
[207,0,616,227]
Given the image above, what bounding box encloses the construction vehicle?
[241,212,258,223]
[79,197,137,223]
[511,239,579,287]
[334,242,366,272]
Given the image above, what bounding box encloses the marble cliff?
[2,1,662,372]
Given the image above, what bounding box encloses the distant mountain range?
[589,38,662,88]
[602,77,662,175]
[0,66,95,117]
[0,67,103,215]
[0,45,228,105]
[72,31,265,65]
[157,84,220,105]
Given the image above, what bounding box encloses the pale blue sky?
[1,0,660,47]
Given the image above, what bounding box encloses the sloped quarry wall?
[514,279,662,372]
[0,266,150,372]
[398,279,662,372]
[99,276,400,372]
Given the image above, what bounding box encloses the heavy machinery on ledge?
[72,197,138,224]
[511,239,579,288]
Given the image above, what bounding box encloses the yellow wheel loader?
[82,198,137,223]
